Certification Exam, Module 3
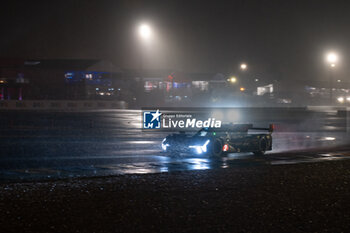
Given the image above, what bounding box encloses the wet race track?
[0,109,349,182]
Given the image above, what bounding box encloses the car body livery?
[161,124,273,156]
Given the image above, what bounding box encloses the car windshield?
[193,129,209,137]
[198,130,208,137]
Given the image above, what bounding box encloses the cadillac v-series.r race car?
[161,124,273,156]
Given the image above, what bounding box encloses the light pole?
[326,52,338,104]
[135,23,152,106]
[239,63,248,90]
[240,63,247,71]
[138,23,152,72]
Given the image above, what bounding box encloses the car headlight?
[161,138,169,151]
[189,140,210,154]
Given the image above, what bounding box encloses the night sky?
[1,0,350,81]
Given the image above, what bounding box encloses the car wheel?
[210,138,223,157]
[253,137,267,156]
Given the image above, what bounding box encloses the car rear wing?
[249,124,274,133]
[206,123,274,133]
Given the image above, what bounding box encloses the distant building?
[0,59,29,100]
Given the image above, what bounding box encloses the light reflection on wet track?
[0,109,349,182]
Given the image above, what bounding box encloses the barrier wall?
[0,100,127,110]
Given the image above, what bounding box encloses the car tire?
[210,138,223,157]
[253,137,267,156]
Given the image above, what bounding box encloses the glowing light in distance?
[337,97,344,103]
[139,24,152,40]
[327,53,337,63]
[323,137,336,141]
[326,52,338,67]
[228,77,237,83]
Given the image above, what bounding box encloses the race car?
[161,124,273,156]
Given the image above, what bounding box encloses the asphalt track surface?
[0,109,349,182]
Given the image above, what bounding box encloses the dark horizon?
[1,0,350,80]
